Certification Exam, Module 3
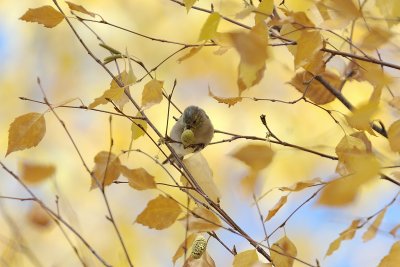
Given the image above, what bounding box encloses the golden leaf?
[208,87,242,107]
[141,79,164,109]
[181,207,221,233]
[131,112,147,140]
[294,30,323,69]
[184,0,197,12]
[378,241,400,267]
[321,0,361,28]
[270,236,297,267]
[178,46,203,63]
[235,6,256,20]
[231,143,274,171]
[346,101,378,135]
[183,252,216,267]
[390,224,400,238]
[376,0,400,27]
[20,162,55,184]
[198,12,221,41]
[27,203,52,228]
[255,0,274,25]
[280,9,315,27]
[90,151,121,189]
[65,1,95,17]
[121,166,156,190]
[389,97,400,110]
[303,50,326,75]
[388,120,400,152]
[173,234,197,264]
[362,208,387,242]
[349,60,392,89]
[20,6,64,28]
[280,178,322,192]
[182,153,221,203]
[360,27,392,51]
[265,195,288,221]
[325,236,342,257]
[135,195,181,230]
[233,249,259,267]
[289,70,342,105]
[335,134,369,176]
[7,112,46,156]
[240,170,259,194]
[325,219,360,257]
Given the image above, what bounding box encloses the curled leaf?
[208,87,242,107]
[265,195,288,221]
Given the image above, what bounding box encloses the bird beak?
[184,125,193,131]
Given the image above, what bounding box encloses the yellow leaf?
[335,134,369,176]
[378,241,400,267]
[321,0,361,28]
[27,203,52,228]
[303,50,326,75]
[325,219,360,256]
[316,2,331,20]
[346,101,378,135]
[235,6,256,20]
[360,27,392,51]
[90,151,121,189]
[280,9,315,27]
[318,154,380,206]
[182,153,221,203]
[181,207,221,233]
[198,12,221,41]
[141,79,164,109]
[389,97,400,111]
[7,112,46,156]
[388,120,400,152]
[349,60,392,88]
[231,143,274,171]
[178,46,203,63]
[183,252,216,267]
[289,70,342,105]
[376,0,400,27]
[136,195,181,230]
[255,0,274,25]
[121,166,156,190]
[270,236,297,267]
[280,178,322,192]
[294,30,323,69]
[265,195,288,221]
[237,61,266,94]
[325,236,342,257]
[65,1,95,17]
[208,87,242,107]
[184,0,197,13]
[240,170,259,194]
[20,162,55,184]
[233,249,259,267]
[390,224,400,238]
[131,112,147,140]
[20,6,64,28]
[362,208,387,242]
[173,234,197,264]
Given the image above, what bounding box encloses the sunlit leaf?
[7,112,46,156]
[376,0,400,27]
[183,252,216,267]
[184,0,197,13]
[289,70,341,104]
[27,203,52,228]
[135,195,181,230]
[182,153,221,203]
[20,162,55,184]
[121,166,156,190]
[181,207,221,233]
[173,234,197,264]
[349,60,392,89]
[388,120,400,152]
[389,97,400,111]
[178,46,204,63]
[346,101,378,135]
[20,6,64,28]
[378,241,400,267]
[360,27,392,51]
[280,178,322,192]
[90,151,121,189]
[265,195,288,221]
[294,30,323,69]
[362,208,387,242]
[255,0,274,25]
[270,236,297,267]
[65,1,95,17]
[141,79,164,109]
[198,12,221,41]
[130,112,147,140]
[233,249,258,267]
[235,6,256,20]
[321,0,361,28]
[303,50,326,75]
[280,9,315,27]
[231,143,274,171]
[335,134,370,176]
[208,87,242,107]
[325,219,360,256]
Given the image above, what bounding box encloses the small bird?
[164,106,214,164]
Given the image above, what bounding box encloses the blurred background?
[0,0,399,266]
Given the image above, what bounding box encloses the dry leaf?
[65,1,95,17]
[349,60,392,89]
[362,208,387,242]
[388,120,400,152]
[294,30,323,69]
[183,252,216,267]
[231,144,274,171]
[270,236,297,267]
[255,0,274,24]
[173,234,197,264]
[27,203,52,228]
[289,71,342,105]
[235,6,256,20]
[20,6,64,28]
[121,166,156,190]
[346,101,378,135]
[208,87,242,107]
[280,178,322,192]
[181,207,221,233]
[389,97,400,110]
[390,224,400,237]
[378,241,400,267]
[233,249,259,267]
[281,9,315,27]
[335,134,369,176]
[184,0,197,12]
[7,112,46,156]
[130,112,147,140]
[90,151,121,189]
[321,0,361,28]
[135,195,181,230]
[360,27,392,51]
[178,46,203,63]
[20,162,55,184]
[141,79,164,109]
[376,0,400,27]
[325,219,361,257]
[182,153,221,203]
[198,12,221,41]
[265,195,288,221]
